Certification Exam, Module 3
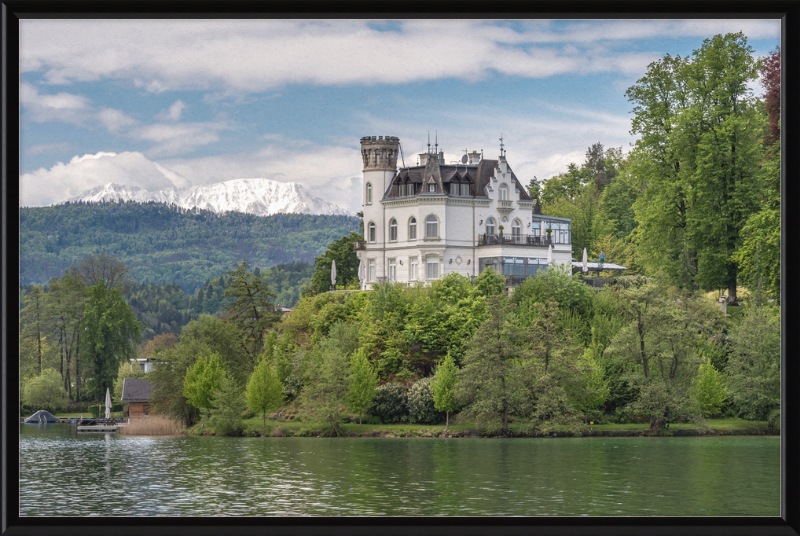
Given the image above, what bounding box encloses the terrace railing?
[354,240,367,251]
[478,234,553,246]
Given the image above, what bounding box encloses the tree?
[305,231,363,296]
[182,353,225,414]
[691,358,727,423]
[627,33,764,301]
[208,374,247,436]
[19,286,47,376]
[299,336,352,436]
[23,369,68,412]
[456,297,532,435]
[246,358,285,430]
[74,253,133,294]
[432,353,459,429]
[44,271,87,399]
[81,280,141,402]
[348,348,378,426]
[408,377,443,424]
[584,142,617,199]
[603,284,725,431]
[760,47,780,147]
[223,260,280,362]
[726,306,780,429]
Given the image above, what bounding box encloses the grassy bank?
[183,416,771,438]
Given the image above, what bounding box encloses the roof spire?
[499,133,504,157]
[435,131,438,153]
[427,131,431,154]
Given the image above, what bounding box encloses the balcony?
[478,234,553,246]
[354,240,367,251]
[497,200,514,214]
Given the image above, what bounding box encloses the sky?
[19,19,780,214]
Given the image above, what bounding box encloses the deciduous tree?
[246,358,285,430]
[348,349,378,426]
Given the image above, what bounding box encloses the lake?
[19,424,779,516]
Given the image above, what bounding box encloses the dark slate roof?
[121,378,153,402]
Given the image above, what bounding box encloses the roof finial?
[427,131,431,154]
[435,130,438,153]
[499,133,504,157]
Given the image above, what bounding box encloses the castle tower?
[360,135,400,195]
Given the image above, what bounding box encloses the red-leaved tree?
[761,47,780,147]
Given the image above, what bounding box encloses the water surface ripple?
[19,424,779,516]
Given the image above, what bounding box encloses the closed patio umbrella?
[547,243,552,266]
[357,259,365,285]
[331,260,337,290]
[582,248,588,273]
[105,388,112,420]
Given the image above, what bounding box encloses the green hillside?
[19,200,361,294]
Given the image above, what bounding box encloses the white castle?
[355,135,572,289]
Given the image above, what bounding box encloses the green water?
[19,424,779,516]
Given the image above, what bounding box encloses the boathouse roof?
[121,378,152,403]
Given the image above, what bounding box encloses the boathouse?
[121,378,154,418]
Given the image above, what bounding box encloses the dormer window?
[429,184,436,192]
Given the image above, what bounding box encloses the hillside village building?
[356,135,573,289]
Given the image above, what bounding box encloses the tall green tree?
[208,374,247,436]
[44,271,87,399]
[20,285,47,376]
[81,280,141,402]
[455,297,532,435]
[182,353,225,413]
[223,260,280,361]
[246,358,285,430]
[299,336,352,436]
[432,353,459,429]
[627,33,764,299]
[690,358,727,423]
[305,231,363,296]
[725,306,780,429]
[348,348,378,426]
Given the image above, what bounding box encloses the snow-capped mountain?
[56,178,353,217]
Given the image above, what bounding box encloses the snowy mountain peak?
[56,178,353,217]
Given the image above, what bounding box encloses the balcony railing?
[478,234,553,246]
[354,240,367,251]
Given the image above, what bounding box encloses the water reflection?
[19,425,779,517]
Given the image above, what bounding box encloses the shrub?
[22,369,68,413]
[369,382,407,423]
[408,377,444,424]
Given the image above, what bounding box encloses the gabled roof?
[121,378,153,402]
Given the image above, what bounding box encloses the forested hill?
[19,200,361,293]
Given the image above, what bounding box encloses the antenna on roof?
[499,133,505,157]
[427,131,431,154]
[435,131,438,154]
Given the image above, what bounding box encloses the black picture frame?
[2,2,798,535]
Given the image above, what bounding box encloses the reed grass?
[119,415,185,436]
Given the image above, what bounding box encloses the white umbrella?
[357,258,365,281]
[331,259,337,289]
[547,243,552,266]
[104,388,112,420]
[582,247,588,273]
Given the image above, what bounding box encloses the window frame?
[368,222,376,243]
[425,215,439,238]
[426,257,439,279]
[410,257,418,280]
[368,259,376,282]
[389,218,397,242]
[366,182,372,204]
[409,217,417,240]
[486,218,495,236]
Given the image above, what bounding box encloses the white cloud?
[20,151,191,207]
[24,142,74,155]
[20,82,91,124]
[19,19,779,93]
[97,107,139,133]
[157,100,188,120]
[131,120,230,157]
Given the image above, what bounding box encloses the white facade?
[356,136,573,288]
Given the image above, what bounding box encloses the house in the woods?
[121,378,153,418]
[355,135,573,289]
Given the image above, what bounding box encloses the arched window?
[426,215,438,238]
[368,222,376,242]
[512,219,521,242]
[366,183,373,204]
[486,218,495,236]
[499,184,508,201]
[389,219,397,241]
[409,217,417,240]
